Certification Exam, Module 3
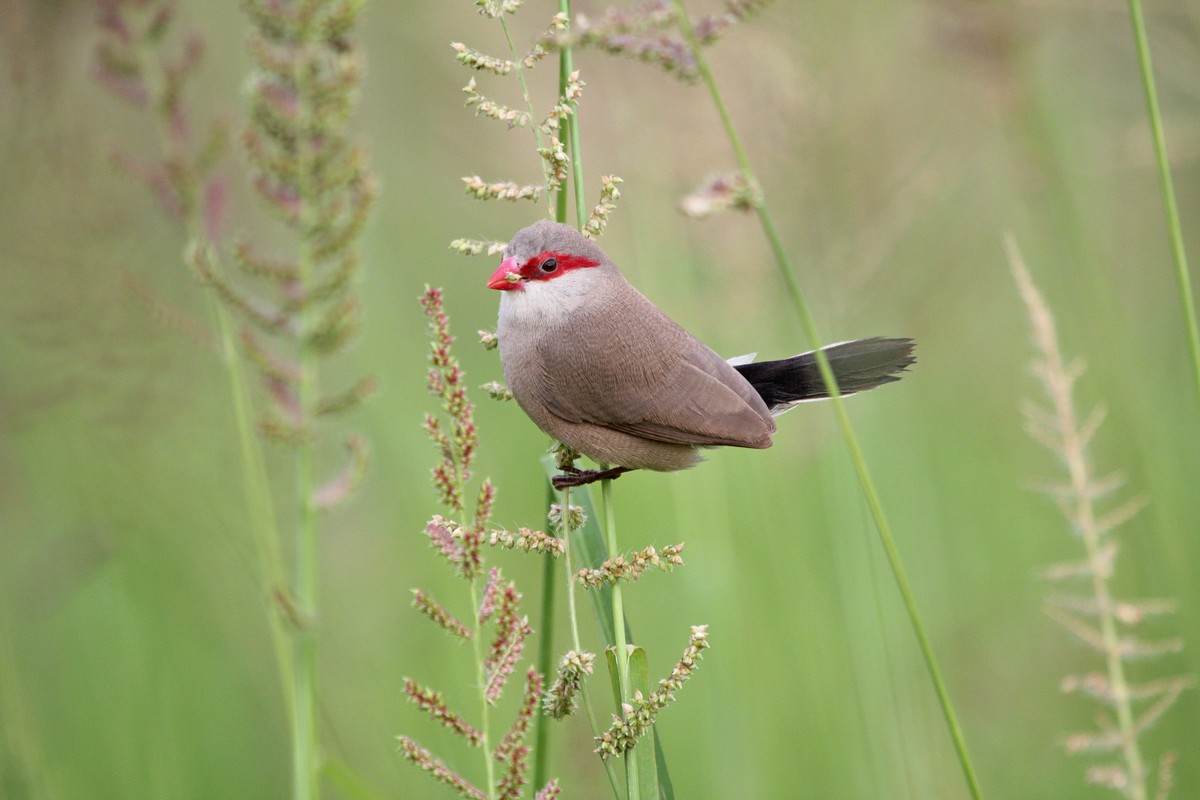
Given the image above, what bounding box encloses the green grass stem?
[469,577,499,800]
[669,3,983,797]
[210,292,294,711]
[600,474,639,800]
[531,485,558,794]
[1126,0,1200,412]
[558,0,588,228]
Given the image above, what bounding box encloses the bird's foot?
[551,466,632,490]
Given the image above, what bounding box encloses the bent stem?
[1126,0,1200,412]
[669,3,983,798]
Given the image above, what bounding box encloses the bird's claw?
[551,466,632,490]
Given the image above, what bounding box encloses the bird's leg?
[551,466,633,490]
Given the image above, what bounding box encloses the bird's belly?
[499,347,700,472]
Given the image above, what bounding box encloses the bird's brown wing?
[534,291,775,448]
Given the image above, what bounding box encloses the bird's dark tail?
[733,337,916,415]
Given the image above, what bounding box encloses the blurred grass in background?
[2,1,1199,798]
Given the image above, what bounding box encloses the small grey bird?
[488,220,915,488]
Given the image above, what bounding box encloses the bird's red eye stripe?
[518,250,600,281]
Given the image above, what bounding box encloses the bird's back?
[499,265,776,453]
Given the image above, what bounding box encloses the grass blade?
[1125,0,1200,411]
[628,646,661,799]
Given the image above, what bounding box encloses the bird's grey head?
[504,220,608,266]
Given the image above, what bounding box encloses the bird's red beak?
[487,257,522,291]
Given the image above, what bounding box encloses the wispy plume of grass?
[399,287,559,800]
[238,5,378,797]
[96,4,377,797]
[1008,237,1191,800]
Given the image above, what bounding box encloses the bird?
[487,220,915,488]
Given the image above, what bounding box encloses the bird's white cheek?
[498,276,589,328]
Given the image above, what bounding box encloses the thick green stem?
[558,0,588,227]
[599,476,638,799]
[670,4,982,798]
[1126,0,1200,412]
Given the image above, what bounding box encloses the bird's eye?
[540,258,558,273]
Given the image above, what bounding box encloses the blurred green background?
[3,1,1199,798]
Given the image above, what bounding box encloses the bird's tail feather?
[733,337,916,415]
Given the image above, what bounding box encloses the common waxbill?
[488,220,915,488]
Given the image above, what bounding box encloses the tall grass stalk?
[99,4,293,721]
[487,17,565,792]
[549,5,640,793]
[497,2,603,788]
[240,4,376,795]
[669,3,983,797]
[1125,0,1200,412]
[550,7,643,787]
[532,486,558,794]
